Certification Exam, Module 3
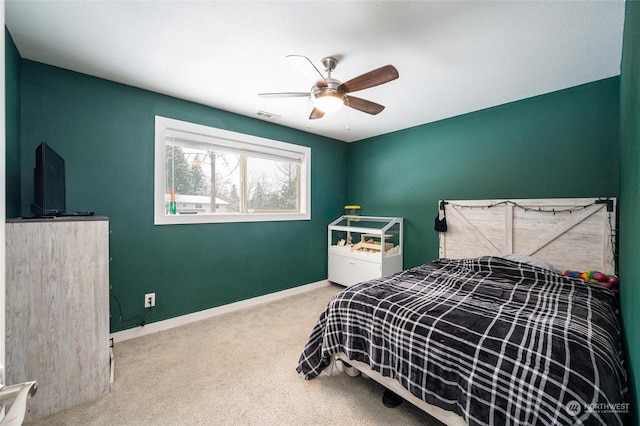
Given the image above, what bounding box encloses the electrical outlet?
[145,292,156,308]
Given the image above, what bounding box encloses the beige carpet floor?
[27,283,444,425]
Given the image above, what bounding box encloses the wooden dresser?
[5,217,111,422]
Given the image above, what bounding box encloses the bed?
[297,198,627,425]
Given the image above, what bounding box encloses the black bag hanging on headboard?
[434,201,448,232]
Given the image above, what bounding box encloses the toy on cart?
[351,233,394,253]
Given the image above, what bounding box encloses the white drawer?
[328,253,381,286]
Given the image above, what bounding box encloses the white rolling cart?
[328,215,403,286]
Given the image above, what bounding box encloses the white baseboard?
[110,279,332,343]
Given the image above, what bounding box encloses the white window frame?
[154,116,311,225]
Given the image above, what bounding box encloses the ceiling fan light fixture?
[312,82,345,113]
[313,92,344,113]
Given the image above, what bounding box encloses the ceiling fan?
[259,55,399,120]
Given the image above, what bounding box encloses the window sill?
[154,211,311,225]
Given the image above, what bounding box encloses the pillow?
[494,254,560,273]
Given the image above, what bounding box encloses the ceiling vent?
[257,110,281,120]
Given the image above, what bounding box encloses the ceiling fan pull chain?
[346,97,351,131]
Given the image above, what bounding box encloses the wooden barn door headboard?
[438,198,616,274]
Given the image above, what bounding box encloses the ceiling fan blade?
[346,96,385,115]
[258,92,310,98]
[309,108,325,120]
[287,55,327,86]
[340,65,399,93]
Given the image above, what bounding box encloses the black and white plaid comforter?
[297,256,628,425]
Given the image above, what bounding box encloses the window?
[154,116,311,225]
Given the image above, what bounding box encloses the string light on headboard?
[443,198,614,214]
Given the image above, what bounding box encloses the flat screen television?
[31,142,66,216]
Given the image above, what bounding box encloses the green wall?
[347,78,620,268]
[19,60,347,332]
[5,29,21,218]
[619,0,640,424]
[18,61,616,333]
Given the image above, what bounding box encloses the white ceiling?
[5,1,626,143]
